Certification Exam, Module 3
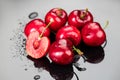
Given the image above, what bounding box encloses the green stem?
[85,8,88,12]
[80,8,88,20]
[103,20,109,29]
[56,8,63,17]
[73,46,83,56]
[73,45,87,62]
[39,21,53,38]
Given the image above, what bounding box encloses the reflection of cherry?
[78,42,105,63]
[27,56,86,80]
[49,63,74,80]
[27,56,50,71]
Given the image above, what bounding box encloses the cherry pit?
[24,8,108,65]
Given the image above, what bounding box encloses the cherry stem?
[56,8,63,17]
[80,8,88,20]
[73,46,87,62]
[103,20,109,29]
[39,21,53,38]
[73,46,83,56]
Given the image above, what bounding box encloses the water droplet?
[24,68,28,71]
[73,63,86,71]
[34,75,40,80]
[29,12,38,19]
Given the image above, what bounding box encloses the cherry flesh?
[26,31,50,59]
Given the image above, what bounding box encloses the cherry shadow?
[27,56,50,71]
[27,56,81,80]
[27,42,105,80]
[49,63,74,80]
[49,31,56,43]
[78,42,105,64]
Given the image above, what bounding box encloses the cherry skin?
[24,19,50,37]
[81,22,106,46]
[26,31,50,59]
[68,9,93,30]
[45,8,68,32]
[49,39,74,65]
[56,25,81,46]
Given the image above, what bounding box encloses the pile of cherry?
[24,8,107,65]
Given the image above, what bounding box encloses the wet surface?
[9,9,106,80]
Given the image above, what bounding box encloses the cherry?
[81,22,106,46]
[26,31,50,59]
[56,25,81,46]
[24,19,50,37]
[24,8,108,67]
[68,9,93,30]
[25,21,52,59]
[49,39,74,65]
[45,8,68,32]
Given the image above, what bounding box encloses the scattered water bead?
[73,63,86,71]
[10,21,27,58]
[34,75,40,80]
[28,12,38,19]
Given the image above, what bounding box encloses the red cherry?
[24,19,50,37]
[68,9,93,30]
[81,22,106,46]
[49,39,74,65]
[56,25,81,46]
[26,31,50,59]
[45,8,68,32]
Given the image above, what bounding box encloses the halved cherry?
[26,31,50,59]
